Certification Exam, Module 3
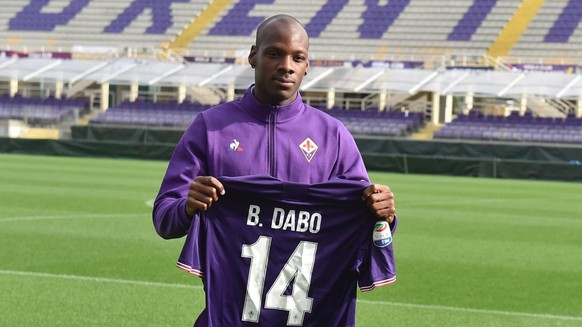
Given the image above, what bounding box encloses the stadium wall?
[2,125,582,182]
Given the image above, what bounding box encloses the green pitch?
[0,154,581,326]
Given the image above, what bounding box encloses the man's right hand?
[186,176,225,216]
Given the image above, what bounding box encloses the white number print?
[241,236,317,326]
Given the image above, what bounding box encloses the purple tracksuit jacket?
[153,85,377,240]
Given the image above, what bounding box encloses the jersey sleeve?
[357,230,397,292]
[176,212,206,277]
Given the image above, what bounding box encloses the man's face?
[249,21,309,106]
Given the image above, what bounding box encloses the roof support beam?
[497,73,524,97]
[23,60,63,81]
[354,70,385,92]
[98,63,137,84]
[441,72,470,95]
[408,71,439,94]
[0,57,18,70]
[149,64,185,85]
[300,68,334,91]
[198,65,233,87]
[70,61,110,84]
[556,75,581,98]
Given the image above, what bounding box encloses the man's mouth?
[273,77,294,86]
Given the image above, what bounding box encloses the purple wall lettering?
[507,63,578,73]
[9,0,90,31]
[544,0,582,43]
[358,0,410,39]
[104,0,189,34]
[9,0,187,34]
[448,0,497,41]
[208,0,274,36]
[352,60,424,69]
[304,0,348,38]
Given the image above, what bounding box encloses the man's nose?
[277,56,294,74]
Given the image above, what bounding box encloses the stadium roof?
[0,57,581,100]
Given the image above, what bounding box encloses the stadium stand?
[321,107,425,137]
[434,110,582,144]
[0,0,581,145]
[87,98,424,137]
[0,0,579,62]
[0,93,87,126]
[1,0,208,52]
[193,0,503,61]
[510,0,582,61]
[89,99,209,126]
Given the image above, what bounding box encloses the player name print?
[246,204,322,234]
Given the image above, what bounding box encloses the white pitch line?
[1,269,580,322]
[356,299,582,322]
[0,269,202,290]
[0,213,146,222]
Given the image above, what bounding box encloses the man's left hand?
[362,184,396,224]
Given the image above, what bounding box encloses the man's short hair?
[255,14,308,47]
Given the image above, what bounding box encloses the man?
[153,14,396,239]
[153,14,398,325]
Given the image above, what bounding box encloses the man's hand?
[186,176,225,216]
[362,184,396,224]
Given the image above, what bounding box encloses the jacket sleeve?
[332,122,370,182]
[152,114,209,239]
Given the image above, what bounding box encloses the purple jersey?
[153,85,369,239]
[178,175,397,327]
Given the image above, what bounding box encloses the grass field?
[1,153,581,327]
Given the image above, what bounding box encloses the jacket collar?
[240,85,305,123]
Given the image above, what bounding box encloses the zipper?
[268,106,277,177]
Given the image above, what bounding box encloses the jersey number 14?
[241,236,317,326]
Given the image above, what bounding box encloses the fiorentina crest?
[299,137,318,162]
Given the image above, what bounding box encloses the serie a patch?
[372,221,392,248]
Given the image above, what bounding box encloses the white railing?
[3,44,582,68]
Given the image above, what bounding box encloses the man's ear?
[248,45,257,67]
